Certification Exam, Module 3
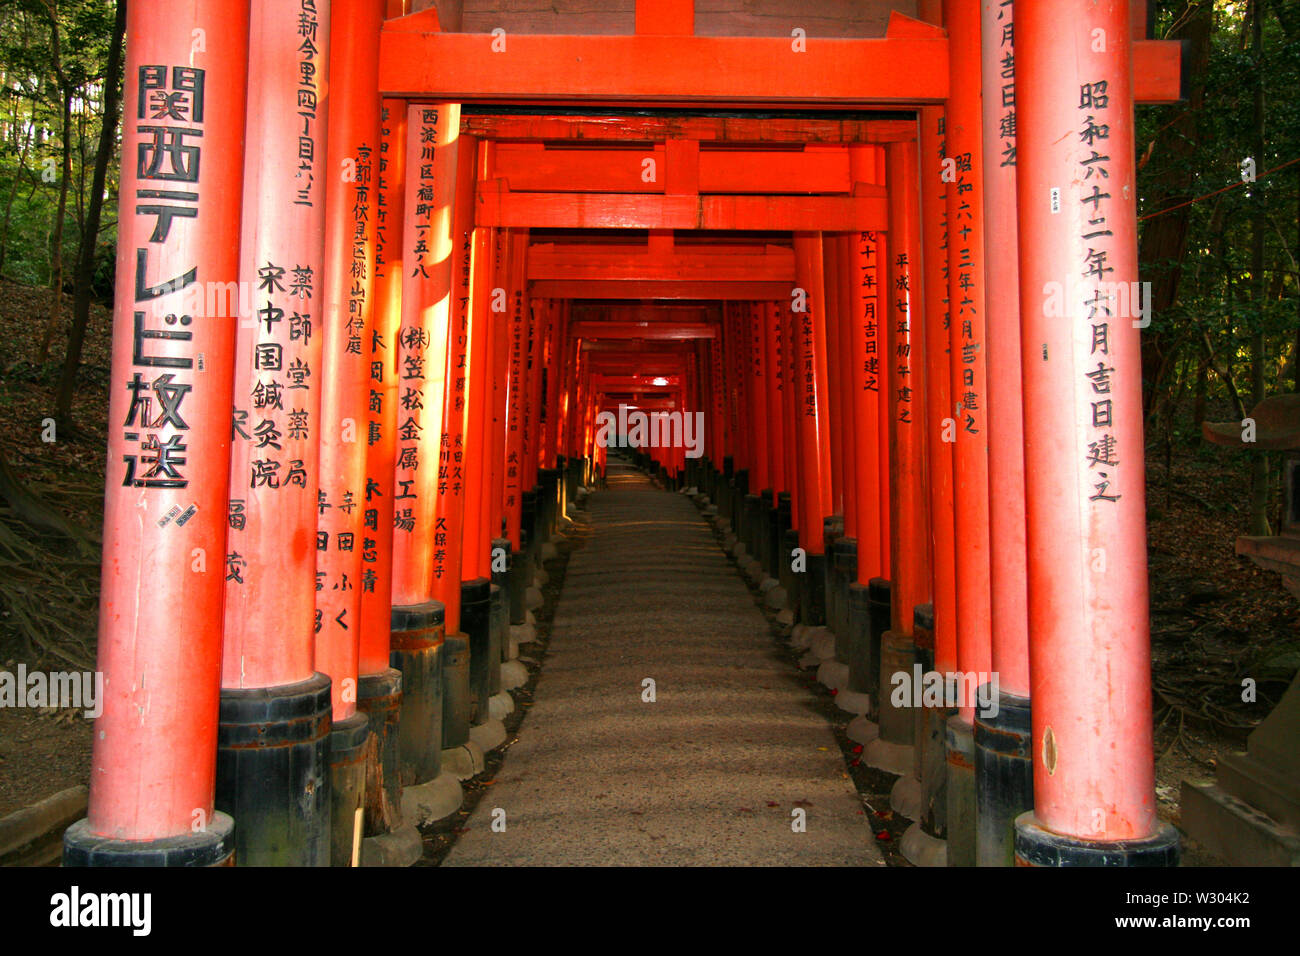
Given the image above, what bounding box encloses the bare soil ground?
[0,279,1295,857]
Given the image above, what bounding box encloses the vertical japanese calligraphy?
[315,0,383,718]
[222,0,329,690]
[90,0,249,842]
[392,104,454,606]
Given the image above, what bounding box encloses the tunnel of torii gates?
[63,0,1188,868]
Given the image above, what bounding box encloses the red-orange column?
[429,106,467,638]
[832,237,857,553]
[544,301,568,472]
[917,101,959,848]
[389,103,455,790]
[875,227,893,584]
[780,298,801,536]
[66,0,249,866]
[712,330,733,486]
[1014,0,1176,863]
[886,140,931,639]
[469,224,497,579]
[748,302,770,495]
[316,0,382,732]
[976,0,1035,867]
[919,107,957,684]
[222,0,324,706]
[360,103,404,683]
[392,103,454,611]
[503,232,528,551]
[213,0,332,867]
[844,159,888,705]
[981,0,1030,707]
[524,298,546,491]
[458,137,491,582]
[792,233,832,624]
[762,302,786,506]
[489,228,510,542]
[944,0,993,868]
[822,241,845,519]
[946,0,993,721]
[846,166,883,585]
[877,140,932,756]
[355,96,406,839]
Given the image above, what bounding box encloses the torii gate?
[65,0,1182,868]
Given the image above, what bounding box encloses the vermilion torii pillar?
[503,231,530,627]
[976,0,1035,867]
[215,0,332,868]
[315,0,385,865]
[1013,0,1178,865]
[879,140,933,800]
[918,103,958,850]
[761,301,786,581]
[388,102,460,824]
[454,134,504,740]
[356,96,410,845]
[64,0,248,867]
[944,0,993,868]
[830,236,858,646]
[791,234,832,626]
[843,142,885,714]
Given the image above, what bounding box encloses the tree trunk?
[55,0,126,427]
[37,1,71,365]
[1247,0,1269,536]
[1137,0,1214,425]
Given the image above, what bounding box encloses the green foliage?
[0,0,120,296]
[1139,0,1300,411]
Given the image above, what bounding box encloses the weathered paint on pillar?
[489,227,510,539]
[832,236,857,540]
[846,145,883,584]
[85,0,250,845]
[1016,0,1159,843]
[875,224,893,583]
[391,103,453,608]
[359,100,405,677]
[459,139,494,581]
[822,240,845,517]
[429,105,466,634]
[222,0,328,694]
[886,139,931,637]
[919,106,957,677]
[317,0,383,720]
[503,230,528,549]
[763,301,786,502]
[792,234,831,551]
[946,0,993,722]
[981,0,1031,699]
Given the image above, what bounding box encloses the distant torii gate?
[66,0,1182,868]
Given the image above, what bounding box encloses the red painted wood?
[981,0,1030,699]
[91,0,250,841]
[315,0,385,719]
[379,29,950,104]
[477,185,889,231]
[1017,0,1157,842]
[886,139,930,636]
[359,99,408,677]
[222,0,329,694]
[918,108,957,675]
[945,0,991,722]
